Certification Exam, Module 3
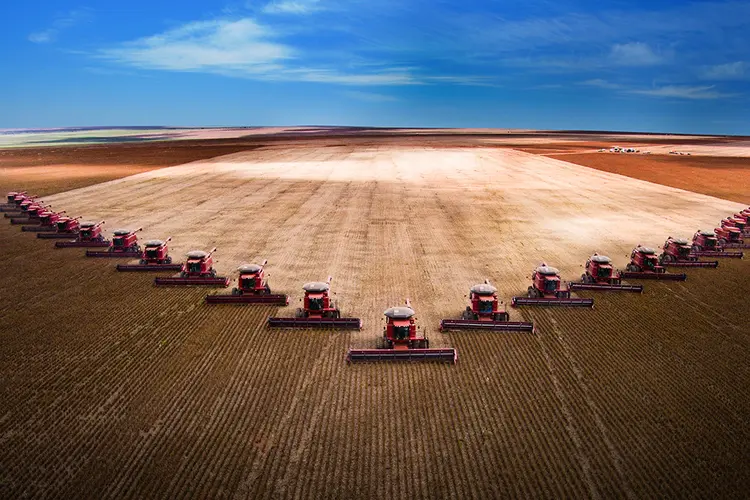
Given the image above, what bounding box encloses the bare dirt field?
[1,130,749,498]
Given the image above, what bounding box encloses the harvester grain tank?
[54,220,110,248]
[659,237,718,267]
[620,246,687,280]
[116,237,183,272]
[206,260,288,305]
[37,216,82,239]
[347,299,456,363]
[154,248,230,286]
[569,254,643,292]
[439,280,535,332]
[511,264,594,307]
[691,230,743,258]
[86,228,143,257]
[267,277,359,328]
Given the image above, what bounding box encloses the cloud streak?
[28,9,92,44]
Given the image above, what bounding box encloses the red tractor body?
[206,260,288,304]
[348,300,456,363]
[569,254,643,292]
[267,277,359,327]
[440,280,535,332]
[86,227,143,257]
[116,237,183,272]
[37,216,82,239]
[154,248,229,286]
[691,230,744,258]
[660,237,719,267]
[21,210,65,232]
[621,246,687,280]
[512,264,593,307]
[54,220,110,248]
[714,224,746,248]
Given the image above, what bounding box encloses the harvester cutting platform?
[54,221,110,248]
[440,280,534,332]
[37,216,82,239]
[347,300,456,363]
[659,237,719,268]
[154,248,229,286]
[207,260,288,305]
[512,264,594,307]
[621,246,687,280]
[86,228,143,257]
[267,277,359,328]
[569,254,643,292]
[691,230,743,258]
[116,237,183,272]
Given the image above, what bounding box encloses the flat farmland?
[1,135,749,498]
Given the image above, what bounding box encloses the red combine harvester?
[659,237,718,267]
[511,264,594,307]
[621,246,687,280]
[154,248,229,286]
[569,254,643,292]
[1,191,24,210]
[716,219,749,248]
[86,227,143,257]
[267,277,360,328]
[347,299,457,363]
[116,237,183,272]
[54,221,110,248]
[9,202,49,224]
[439,280,534,332]
[206,260,288,305]
[21,210,66,232]
[1,193,33,213]
[691,230,743,258]
[37,216,82,239]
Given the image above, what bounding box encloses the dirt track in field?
[1,134,750,498]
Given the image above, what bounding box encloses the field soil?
[549,152,750,204]
[1,132,749,498]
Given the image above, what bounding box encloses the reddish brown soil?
[548,153,750,204]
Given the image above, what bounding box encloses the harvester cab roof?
[384,306,415,319]
[303,281,331,293]
[637,247,656,255]
[698,230,716,237]
[536,265,560,276]
[470,282,497,296]
[187,250,210,259]
[113,229,132,236]
[144,239,166,247]
[590,255,611,264]
[238,263,264,274]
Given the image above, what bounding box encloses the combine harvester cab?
[267,277,359,328]
[54,220,110,248]
[569,254,643,293]
[116,237,183,272]
[86,227,143,257]
[512,264,594,307]
[716,219,750,249]
[21,210,65,232]
[37,216,82,239]
[620,246,687,281]
[206,260,288,305]
[659,237,719,268]
[691,230,743,258]
[154,248,229,286]
[440,280,535,332]
[348,299,456,363]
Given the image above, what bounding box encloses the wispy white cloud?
[343,90,398,102]
[99,19,292,72]
[580,79,624,90]
[262,0,323,15]
[700,61,748,80]
[628,85,733,100]
[609,42,663,66]
[28,9,92,44]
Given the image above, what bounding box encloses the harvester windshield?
[145,248,159,259]
[596,266,611,277]
[188,261,202,273]
[113,237,125,247]
[57,221,67,230]
[241,277,257,289]
[678,246,691,257]
[478,300,493,314]
[80,228,92,238]
[544,279,558,293]
[308,296,324,310]
[705,238,716,248]
[393,324,410,340]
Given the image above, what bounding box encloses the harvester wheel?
[232,288,240,296]
[140,259,147,265]
[718,238,727,247]
[180,271,188,278]
[264,285,271,294]
[626,263,639,272]
[494,312,510,322]
[692,245,700,253]
[661,254,673,264]
[295,308,304,318]
[166,256,172,264]
[461,307,473,320]
[209,269,217,278]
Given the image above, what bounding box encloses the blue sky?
[2,0,750,133]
